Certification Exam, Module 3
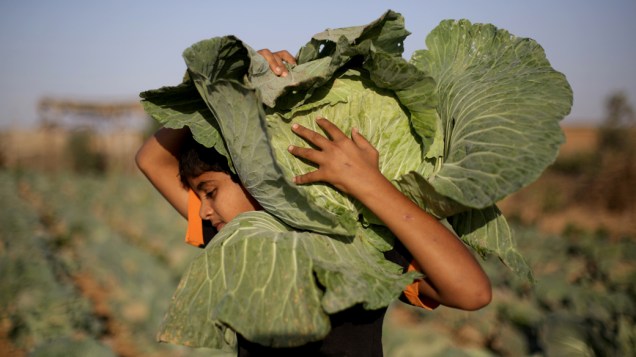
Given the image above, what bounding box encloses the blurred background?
[1,1,634,356]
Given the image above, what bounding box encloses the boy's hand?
[257,49,296,77]
[290,119,493,311]
[288,117,382,196]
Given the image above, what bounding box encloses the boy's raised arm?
[288,118,492,311]
[136,127,191,219]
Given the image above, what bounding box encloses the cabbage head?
[141,10,572,350]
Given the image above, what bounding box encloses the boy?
[136,50,491,356]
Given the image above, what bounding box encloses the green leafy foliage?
[0,170,221,356]
[158,212,417,349]
[384,226,636,356]
[267,70,424,226]
[1,169,633,356]
[140,10,573,349]
[410,19,572,208]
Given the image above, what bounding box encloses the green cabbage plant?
[140,10,572,350]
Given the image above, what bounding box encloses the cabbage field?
[1,168,634,356]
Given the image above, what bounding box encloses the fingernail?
[288,145,294,152]
[291,123,299,130]
[275,66,282,74]
[281,71,288,77]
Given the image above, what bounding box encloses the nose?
[199,199,214,221]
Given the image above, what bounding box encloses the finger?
[293,170,323,185]
[291,123,331,148]
[351,127,374,149]
[257,48,285,76]
[315,117,347,141]
[273,50,297,65]
[287,144,323,164]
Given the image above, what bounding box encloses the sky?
[1,0,635,128]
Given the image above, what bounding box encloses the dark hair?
[178,136,238,189]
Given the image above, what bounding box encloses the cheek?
[214,193,246,221]
[215,184,260,222]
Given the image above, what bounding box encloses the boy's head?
[178,136,238,189]
[178,136,261,231]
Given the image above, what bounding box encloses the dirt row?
[14,179,145,357]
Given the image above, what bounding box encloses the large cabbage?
[141,10,572,350]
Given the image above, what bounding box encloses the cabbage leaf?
[157,211,417,349]
[411,19,573,208]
